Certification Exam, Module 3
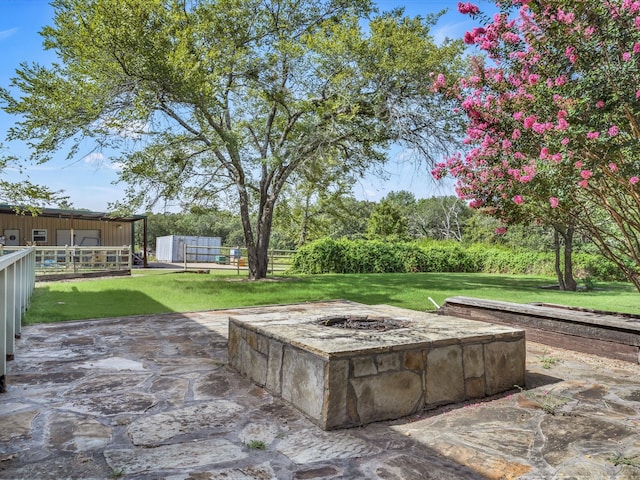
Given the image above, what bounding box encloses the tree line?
[138,191,599,262]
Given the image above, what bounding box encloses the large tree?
[1,0,464,279]
[433,0,640,291]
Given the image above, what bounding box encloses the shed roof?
[0,204,146,223]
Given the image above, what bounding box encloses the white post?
[15,258,25,338]
[5,264,15,361]
[0,268,6,392]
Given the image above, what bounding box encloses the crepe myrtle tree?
[432,0,640,291]
[0,0,465,279]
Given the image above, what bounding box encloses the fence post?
[5,264,15,362]
[0,268,6,393]
[16,257,26,339]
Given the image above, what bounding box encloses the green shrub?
[464,244,555,275]
[290,238,623,281]
[574,253,628,282]
[290,238,348,273]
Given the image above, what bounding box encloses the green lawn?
[24,270,639,324]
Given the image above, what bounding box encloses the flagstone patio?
[1,301,639,479]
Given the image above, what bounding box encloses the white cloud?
[82,152,106,165]
[0,28,18,41]
[82,152,125,171]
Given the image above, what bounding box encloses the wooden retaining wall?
[439,296,640,364]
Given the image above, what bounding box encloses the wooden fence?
[182,245,294,274]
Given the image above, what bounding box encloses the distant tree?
[274,158,357,247]
[136,209,243,250]
[56,199,74,210]
[409,196,471,240]
[324,197,374,240]
[367,199,409,241]
[384,190,417,209]
[1,0,465,279]
[460,211,503,245]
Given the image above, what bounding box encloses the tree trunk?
[298,195,311,247]
[553,230,566,290]
[245,210,273,280]
[245,230,271,280]
[244,192,276,280]
[563,224,577,291]
[629,271,640,293]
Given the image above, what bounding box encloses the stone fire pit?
[228,301,525,430]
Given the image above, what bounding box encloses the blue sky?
[0,0,488,212]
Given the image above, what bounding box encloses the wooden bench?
[439,296,640,364]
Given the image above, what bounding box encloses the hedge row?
[289,238,625,281]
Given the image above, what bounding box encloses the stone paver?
[1,303,639,479]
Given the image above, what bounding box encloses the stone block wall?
[229,318,525,430]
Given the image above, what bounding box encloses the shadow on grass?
[145,271,634,310]
[297,272,552,304]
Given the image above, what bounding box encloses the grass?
[245,440,267,450]
[515,385,572,415]
[23,269,639,324]
[609,453,640,468]
[540,352,562,369]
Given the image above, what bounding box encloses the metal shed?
[155,235,222,263]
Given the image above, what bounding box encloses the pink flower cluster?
[458,2,479,15]
[431,73,447,92]
[464,27,486,45]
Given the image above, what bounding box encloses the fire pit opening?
[315,315,410,331]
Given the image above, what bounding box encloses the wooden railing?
[1,247,36,392]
